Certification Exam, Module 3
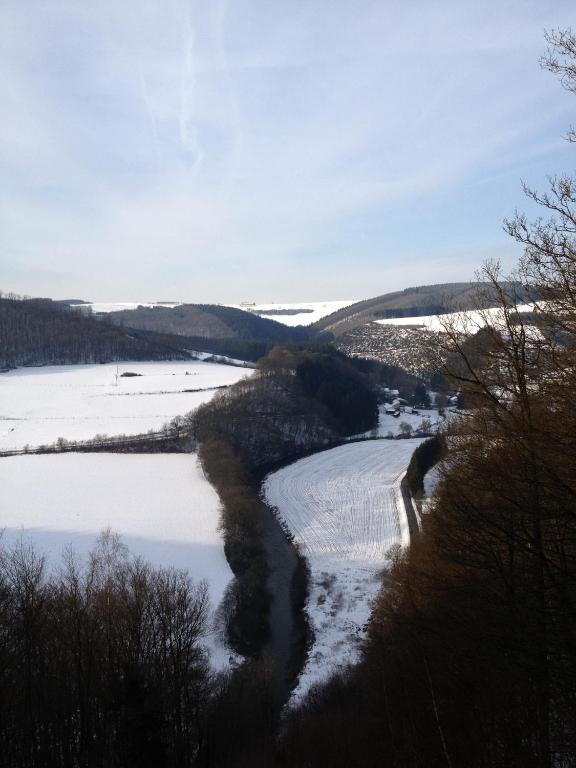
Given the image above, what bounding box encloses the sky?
[1,0,575,303]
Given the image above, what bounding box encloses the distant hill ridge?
[312,281,535,336]
[2,282,537,370]
[105,303,316,343]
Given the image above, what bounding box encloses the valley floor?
[0,360,253,451]
[263,438,423,702]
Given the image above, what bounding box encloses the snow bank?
[0,360,253,451]
[0,452,234,669]
[263,439,423,702]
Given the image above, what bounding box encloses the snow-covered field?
[0,453,234,669]
[375,303,536,332]
[263,439,423,701]
[79,301,182,313]
[230,300,355,326]
[0,360,253,451]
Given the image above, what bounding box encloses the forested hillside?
[193,348,379,472]
[106,303,318,343]
[313,281,536,336]
[0,296,190,368]
[337,322,444,377]
[165,336,334,364]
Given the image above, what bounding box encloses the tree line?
[0,533,212,768]
[405,435,444,496]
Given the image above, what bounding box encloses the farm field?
[82,301,182,313]
[263,438,423,701]
[0,360,253,451]
[375,303,536,332]
[0,452,234,669]
[229,300,355,326]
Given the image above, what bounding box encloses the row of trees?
[0,533,212,768]
[198,440,272,658]
[405,436,444,495]
[0,530,289,768]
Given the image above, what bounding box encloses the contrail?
[180,0,204,176]
[215,0,244,198]
[138,60,162,173]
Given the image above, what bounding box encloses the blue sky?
[1,0,575,302]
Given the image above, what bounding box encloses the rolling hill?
[312,282,536,337]
[105,303,317,343]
